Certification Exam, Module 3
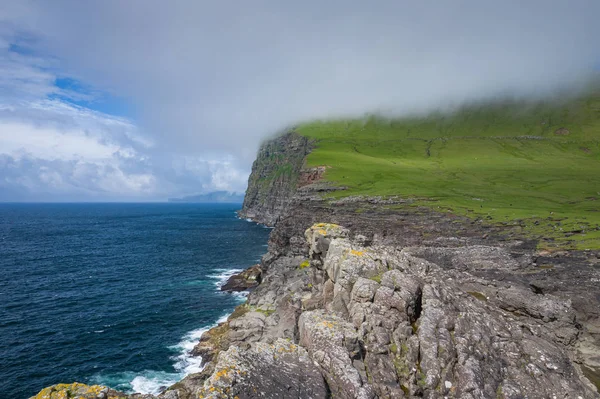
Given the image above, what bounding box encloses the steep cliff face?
[238,132,313,226]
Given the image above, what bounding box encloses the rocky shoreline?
[220,265,262,292]
[32,133,600,398]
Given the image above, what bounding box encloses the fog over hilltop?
[1,1,599,200]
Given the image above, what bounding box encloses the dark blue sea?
[0,203,271,399]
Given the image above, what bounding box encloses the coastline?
[114,262,255,395]
[122,218,266,396]
[30,135,600,398]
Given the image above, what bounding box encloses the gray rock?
[351,277,380,303]
[299,310,374,399]
[196,340,328,399]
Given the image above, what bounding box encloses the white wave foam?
[207,268,242,289]
[232,291,249,302]
[207,267,254,302]
[130,372,180,395]
[95,267,247,395]
[170,326,210,375]
[95,311,232,395]
[91,370,180,396]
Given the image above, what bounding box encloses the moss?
[400,385,410,396]
[205,323,231,350]
[467,291,488,301]
[369,273,383,284]
[401,343,409,354]
[411,321,419,334]
[581,364,600,392]
[231,303,275,317]
[229,304,250,320]
[254,307,275,316]
[393,355,411,380]
[390,343,398,354]
[417,372,428,389]
[496,384,504,399]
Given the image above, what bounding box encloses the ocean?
[0,203,271,399]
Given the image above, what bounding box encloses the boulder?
[30,383,128,399]
[196,339,329,399]
[221,265,262,292]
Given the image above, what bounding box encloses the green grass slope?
[297,93,600,250]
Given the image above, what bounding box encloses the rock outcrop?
[221,265,262,292]
[238,132,313,226]
[32,132,600,398]
[31,383,132,399]
[160,217,599,398]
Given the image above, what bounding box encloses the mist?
[1,0,599,199]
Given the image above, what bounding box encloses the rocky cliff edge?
[32,132,600,398]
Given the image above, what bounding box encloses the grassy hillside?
[296,93,600,250]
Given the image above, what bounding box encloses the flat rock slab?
[196,339,329,399]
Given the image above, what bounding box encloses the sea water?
[0,203,271,398]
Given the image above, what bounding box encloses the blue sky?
[0,18,250,201]
[1,1,599,201]
[51,77,134,118]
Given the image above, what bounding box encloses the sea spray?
[96,270,249,394]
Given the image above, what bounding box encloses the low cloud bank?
[1,1,599,199]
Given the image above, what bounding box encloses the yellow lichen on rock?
[350,249,365,257]
[314,222,340,228]
[31,383,117,399]
[321,321,334,329]
[305,223,347,239]
[304,223,350,260]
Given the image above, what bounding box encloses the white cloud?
[0,99,248,200]
[0,0,599,200]
[1,120,122,161]
[11,0,597,153]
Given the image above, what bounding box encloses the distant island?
[168,191,244,203]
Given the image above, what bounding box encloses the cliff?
[32,125,600,398]
[164,131,600,398]
[238,132,313,226]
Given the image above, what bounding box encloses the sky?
[0,1,599,201]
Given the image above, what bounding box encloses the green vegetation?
[233,303,275,317]
[369,273,383,284]
[581,365,600,392]
[297,91,600,249]
[299,259,311,269]
[467,291,488,302]
[229,303,251,320]
[254,307,275,316]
